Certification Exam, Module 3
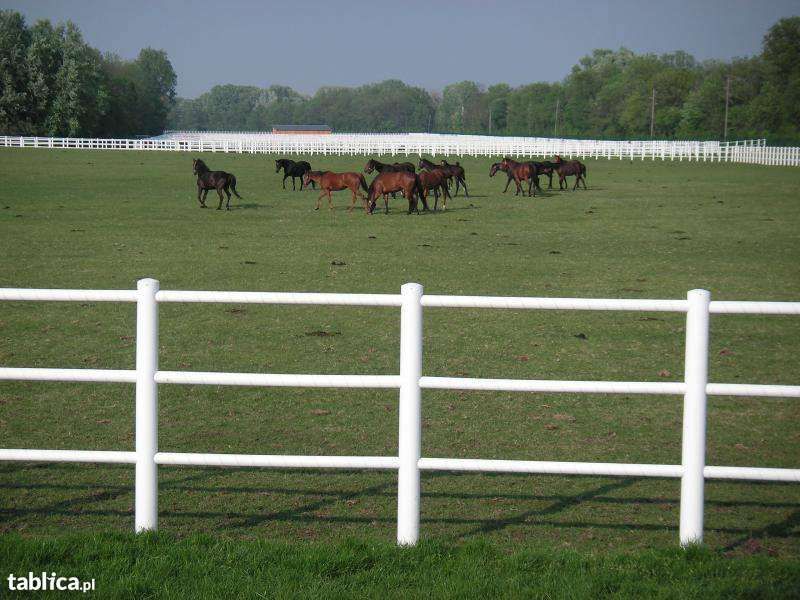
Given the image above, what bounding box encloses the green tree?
[133,48,177,135]
[0,9,31,133]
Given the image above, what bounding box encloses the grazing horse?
[363,159,416,174]
[439,159,469,197]
[192,158,242,210]
[417,169,451,211]
[553,155,587,190]
[367,172,426,215]
[499,157,538,196]
[275,158,314,190]
[303,171,369,213]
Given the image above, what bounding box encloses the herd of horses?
[192,155,587,213]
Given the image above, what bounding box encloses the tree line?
[1,10,797,143]
[0,9,176,137]
[170,17,799,144]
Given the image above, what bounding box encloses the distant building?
[271,125,332,135]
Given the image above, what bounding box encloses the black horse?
[192,158,241,210]
[275,158,314,190]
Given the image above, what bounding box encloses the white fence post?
[135,278,159,532]
[679,288,710,546]
[397,282,423,546]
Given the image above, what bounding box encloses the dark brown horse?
[275,158,314,190]
[363,159,416,174]
[192,158,242,210]
[553,155,587,190]
[367,172,426,215]
[439,159,469,197]
[303,171,369,212]
[417,169,451,211]
[499,157,538,196]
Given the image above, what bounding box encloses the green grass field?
[0,148,799,595]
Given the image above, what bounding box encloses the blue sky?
[6,0,799,98]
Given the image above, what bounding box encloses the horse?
[367,172,426,215]
[363,159,415,174]
[417,169,451,211]
[192,158,242,210]
[275,158,314,190]
[490,160,554,193]
[499,157,538,196]
[440,159,469,197]
[553,155,587,190]
[303,171,369,213]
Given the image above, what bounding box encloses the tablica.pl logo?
[7,572,96,593]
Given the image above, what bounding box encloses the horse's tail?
[229,174,243,199]
[581,163,587,179]
[359,174,368,194]
[414,175,425,205]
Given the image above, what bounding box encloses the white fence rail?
[1,280,799,546]
[3,133,798,166]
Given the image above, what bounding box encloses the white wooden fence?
[3,133,798,166]
[0,280,799,546]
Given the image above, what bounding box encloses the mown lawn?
[0,148,798,593]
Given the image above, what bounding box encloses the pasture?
[0,148,799,591]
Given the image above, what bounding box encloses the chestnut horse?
[367,172,426,215]
[192,158,242,210]
[491,160,554,193]
[418,169,451,211]
[553,155,587,190]
[499,157,538,196]
[303,171,369,212]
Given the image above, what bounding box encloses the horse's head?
[553,155,563,164]
[489,163,500,177]
[193,158,207,175]
[364,160,375,174]
[303,171,317,187]
[275,160,282,173]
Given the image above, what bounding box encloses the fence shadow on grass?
[1,467,799,546]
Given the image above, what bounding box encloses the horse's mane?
[194,158,210,173]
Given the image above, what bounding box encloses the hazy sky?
[6,0,799,98]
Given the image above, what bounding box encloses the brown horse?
[499,157,538,196]
[192,158,242,210]
[418,169,451,211]
[303,171,369,212]
[553,155,587,190]
[364,159,416,174]
[367,172,426,215]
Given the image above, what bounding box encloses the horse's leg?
[503,174,512,193]
[581,174,588,189]
[299,174,304,191]
[327,190,334,210]
[216,186,225,210]
[282,173,288,189]
[384,194,389,214]
[315,190,326,210]
[198,187,206,208]
[460,177,469,198]
[348,187,357,213]
[573,176,579,191]
[547,172,553,189]
[225,187,232,210]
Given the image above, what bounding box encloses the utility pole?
[554,98,560,137]
[489,105,492,135]
[723,75,731,141]
[649,87,656,138]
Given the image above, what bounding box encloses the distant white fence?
[0,280,799,546]
[3,133,798,166]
